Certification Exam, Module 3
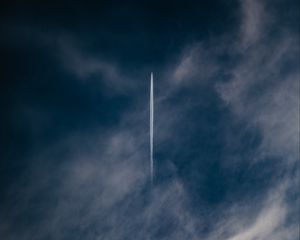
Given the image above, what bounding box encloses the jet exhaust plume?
[150,72,154,184]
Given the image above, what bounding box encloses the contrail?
[150,72,154,184]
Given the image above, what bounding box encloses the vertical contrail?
[150,72,154,184]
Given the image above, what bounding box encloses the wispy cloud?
[239,0,268,48]
[0,0,298,239]
[169,42,221,87]
[213,0,299,239]
[0,102,202,239]
[58,39,138,94]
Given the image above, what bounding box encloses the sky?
[0,0,299,239]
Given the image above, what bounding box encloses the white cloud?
[0,91,202,240]
[58,39,137,94]
[239,0,268,48]
[213,1,299,239]
[0,1,298,239]
[227,192,287,240]
[170,43,220,86]
[216,36,299,163]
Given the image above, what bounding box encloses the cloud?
[204,180,299,240]
[168,43,221,87]
[0,0,298,239]
[239,0,268,48]
[0,88,202,240]
[58,39,137,94]
[157,0,299,239]
[216,36,299,162]
[212,0,299,239]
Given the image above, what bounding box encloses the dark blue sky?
[0,0,299,239]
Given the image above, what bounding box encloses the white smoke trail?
[150,72,154,184]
